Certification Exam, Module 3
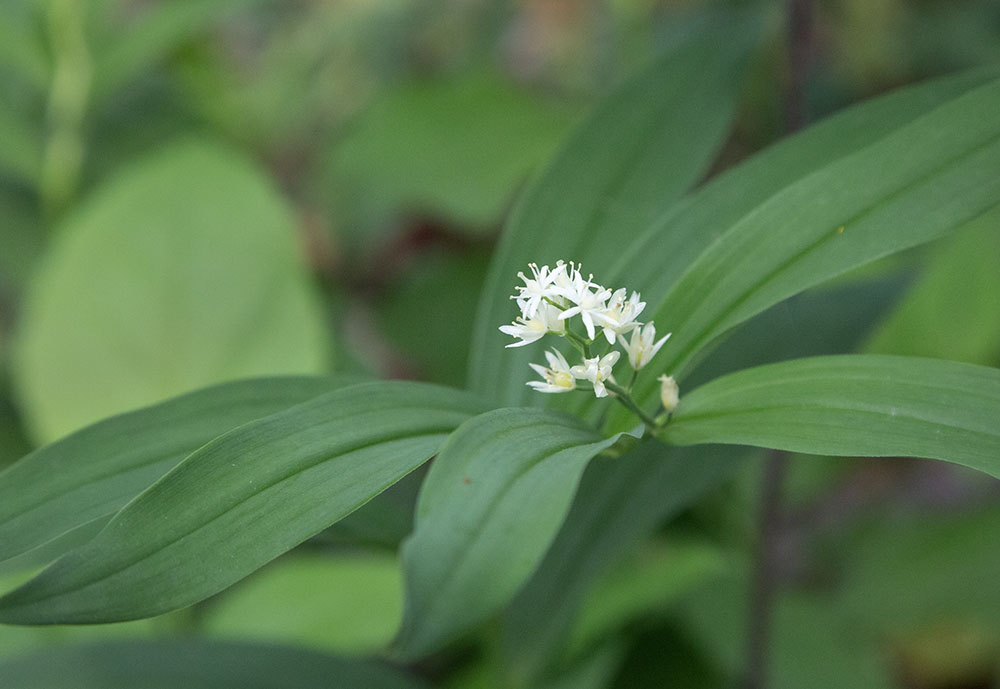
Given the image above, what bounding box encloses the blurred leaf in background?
[203,552,403,656]
[13,140,332,443]
[325,72,580,239]
[866,220,1000,366]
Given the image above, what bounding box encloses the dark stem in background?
[744,2,813,688]
[784,0,814,134]
[744,450,790,689]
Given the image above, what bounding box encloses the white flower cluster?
[499,261,671,399]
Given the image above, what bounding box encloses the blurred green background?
[0,0,999,687]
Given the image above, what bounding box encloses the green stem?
[563,328,592,358]
[605,380,660,429]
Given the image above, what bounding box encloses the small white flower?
[658,375,679,412]
[571,351,620,398]
[527,349,577,393]
[558,275,612,340]
[595,288,646,344]
[512,262,565,319]
[621,322,670,370]
[499,302,565,347]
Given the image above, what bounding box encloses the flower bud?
[657,375,679,412]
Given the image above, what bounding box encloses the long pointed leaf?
[393,408,632,659]
[0,382,487,624]
[620,75,1000,415]
[662,355,1000,479]
[0,376,352,568]
[468,16,760,405]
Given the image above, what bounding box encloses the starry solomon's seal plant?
[1,21,1000,689]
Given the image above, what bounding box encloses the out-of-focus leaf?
[866,220,1000,366]
[0,190,44,287]
[0,639,426,689]
[329,73,579,231]
[469,16,760,405]
[676,568,894,689]
[393,409,631,659]
[840,503,1000,633]
[0,382,486,624]
[378,248,491,387]
[0,4,49,88]
[91,0,270,101]
[0,108,42,185]
[618,74,1000,418]
[13,139,333,443]
[499,443,748,687]
[537,641,626,689]
[203,552,402,655]
[567,540,726,658]
[664,355,1000,479]
[0,376,350,568]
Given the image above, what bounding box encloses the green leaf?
[13,139,333,443]
[499,442,747,686]
[0,381,486,624]
[203,552,402,655]
[0,639,426,689]
[392,408,630,659]
[468,17,760,405]
[0,376,350,569]
[663,355,1000,479]
[620,73,1000,415]
[866,220,1000,366]
[328,72,579,231]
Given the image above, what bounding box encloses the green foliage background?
[0,0,998,688]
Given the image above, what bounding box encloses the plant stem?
[604,380,659,428]
[744,2,814,688]
[744,451,789,689]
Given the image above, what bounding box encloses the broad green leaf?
[866,220,1000,366]
[663,355,1000,479]
[0,639,425,689]
[0,376,350,568]
[621,74,1000,415]
[203,552,402,655]
[329,72,579,231]
[499,442,747,686]
[91,0,269,101]
[393,408,631,659]
[0,381,486,624]
[469,17,760,404]
[13,139,333,443]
